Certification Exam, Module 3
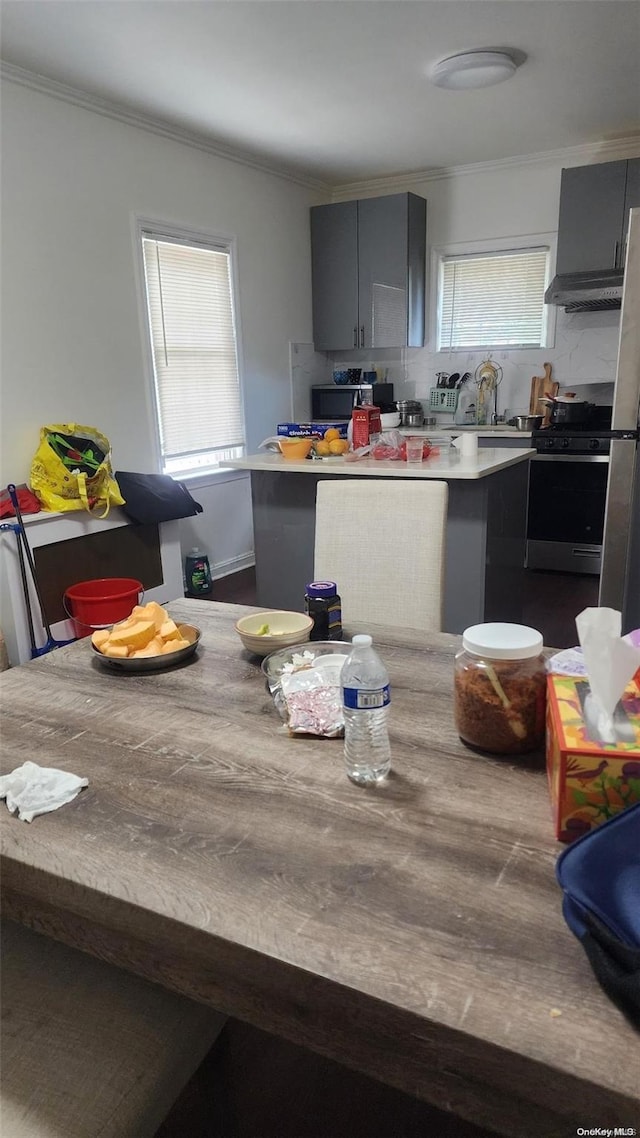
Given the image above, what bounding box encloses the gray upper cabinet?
[311,192,426,351]
[622,158,640,263]
[555,159,640,275]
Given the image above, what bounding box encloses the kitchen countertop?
[228,447,534,480]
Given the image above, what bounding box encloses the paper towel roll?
[454,433,478,459]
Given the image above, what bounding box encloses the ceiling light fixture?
[430,50,519,90]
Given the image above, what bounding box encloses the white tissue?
[0,761,88,823]
[575,608,640,743]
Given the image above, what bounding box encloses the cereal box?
[546,673,640,843]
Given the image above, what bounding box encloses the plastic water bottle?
[341,634,391,785]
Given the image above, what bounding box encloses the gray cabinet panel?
[358,194,409,349]
[555,161,628,275]
[622,158,640,265]
[311,201,359,351]
[311,193,426,351]
[478,437,529,448]
[407,192,427,349]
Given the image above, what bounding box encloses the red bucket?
[64,578,143,638]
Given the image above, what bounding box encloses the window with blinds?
[437,247,550,351]
[141,231,245,478]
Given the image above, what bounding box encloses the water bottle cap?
[305,580,337,598]
[352,634,372,647]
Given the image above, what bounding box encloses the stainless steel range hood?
[544,268,623,313]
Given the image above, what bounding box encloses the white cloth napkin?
[0,761,88,823]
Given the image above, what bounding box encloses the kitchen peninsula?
[228,448,534,633]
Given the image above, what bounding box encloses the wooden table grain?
[1,599,638,1137]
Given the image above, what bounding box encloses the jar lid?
[305,580,337,598]
[462,622,543,660]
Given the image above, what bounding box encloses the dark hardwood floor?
[522,568,598,648]
[207,567,258,606]
[203,564,597,649]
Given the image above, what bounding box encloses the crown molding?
[0,61,331,193]
[4,60,638,199]
[330,135,640,200]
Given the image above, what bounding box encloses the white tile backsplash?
[325,308,620,424]
[289,342,331,421]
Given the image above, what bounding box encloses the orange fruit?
[324,428,340,441]
[329,438,349,455]
[315,439,331,456]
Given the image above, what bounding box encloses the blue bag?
[556,803,640,1028]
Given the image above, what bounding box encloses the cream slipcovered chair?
[314,479,448,631]
[1,920,226,1137]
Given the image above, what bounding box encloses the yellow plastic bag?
[30,423,125,518]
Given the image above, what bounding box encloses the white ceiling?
[2,1,639,187]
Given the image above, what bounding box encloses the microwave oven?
[311,383,395,421]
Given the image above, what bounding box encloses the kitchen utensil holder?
[429,388,459,413]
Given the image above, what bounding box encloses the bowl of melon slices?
[90,601,200,672]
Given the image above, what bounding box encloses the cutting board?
[529,363,558,425]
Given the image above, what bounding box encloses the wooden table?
[1,600,637,1137]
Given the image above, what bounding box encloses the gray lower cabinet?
[248,465,529,634]
[311,192,426,352]
[555,158,640,275]
[478,437,530,448]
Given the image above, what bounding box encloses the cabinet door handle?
[613,240,619,268]
[359,325,365,348]
[621,238,628,269]
[353,327,358,348]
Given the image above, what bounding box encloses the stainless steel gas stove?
[527,407,638,575]
[531,406,635,455]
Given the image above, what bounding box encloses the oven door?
[526,453,609,574]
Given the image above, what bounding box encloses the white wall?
[332,156,629,419]
[2,80,634,583]
[0,80,325,575]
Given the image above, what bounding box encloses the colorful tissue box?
[546,673,640,843]
[277,422,349,438]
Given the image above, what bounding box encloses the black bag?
[115,471,203,525]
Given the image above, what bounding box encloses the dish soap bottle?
[185,547,212,597]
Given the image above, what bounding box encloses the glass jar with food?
[454,623,546,755]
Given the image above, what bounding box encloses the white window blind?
[438,247,549,351]
[141,232,245,477]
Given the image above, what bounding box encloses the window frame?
[429,232,558,354]
[132,215,248,487]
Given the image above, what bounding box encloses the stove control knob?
[545,437,555,449]
[588,438,600,450]
[562,438,571,449]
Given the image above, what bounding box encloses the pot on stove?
[538,395,594,427]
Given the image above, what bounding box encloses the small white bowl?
[380,412,400,430]
[235,610,314,656]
